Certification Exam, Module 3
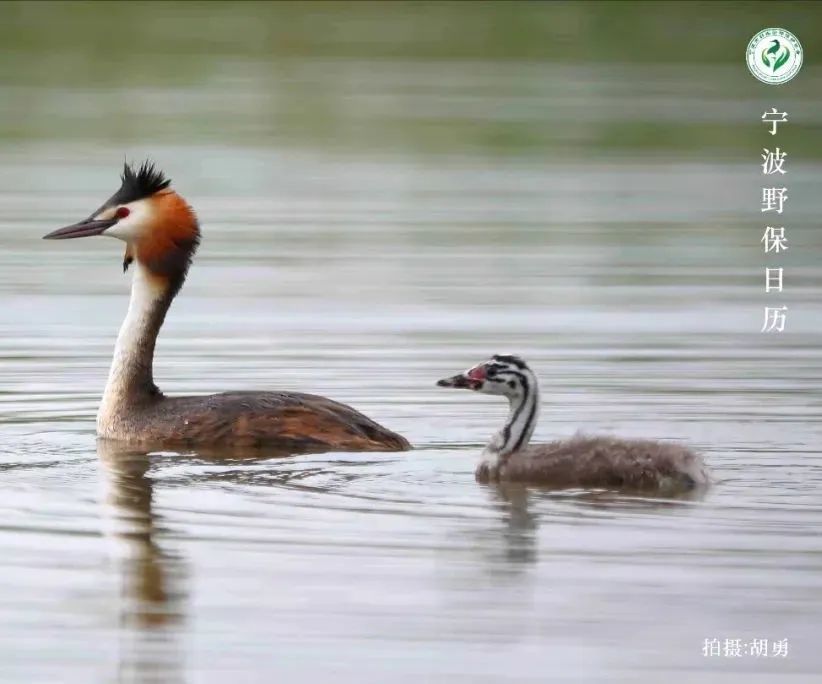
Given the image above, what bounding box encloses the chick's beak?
[436,363,487,390]
[437,373,473,389]
[42,216,117,240]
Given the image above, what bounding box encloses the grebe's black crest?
[110,161,171,206]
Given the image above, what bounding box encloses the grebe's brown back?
[43,161,408,453]
[437,355,707,492]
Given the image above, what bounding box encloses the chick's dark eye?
[116,206,130,219]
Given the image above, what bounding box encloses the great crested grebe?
[43,161,409,452]
[438,355,708,492]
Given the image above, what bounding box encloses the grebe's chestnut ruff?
[44,162,409,452]
[438,355,708,492]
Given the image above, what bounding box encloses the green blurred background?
[1,0,820,158]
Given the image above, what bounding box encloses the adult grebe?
[43,161,409,452]
[437,355,708,492]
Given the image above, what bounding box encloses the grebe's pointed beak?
[43,216,117,240]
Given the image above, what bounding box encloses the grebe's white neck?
[98,262,172,431]
[482,373,540,468]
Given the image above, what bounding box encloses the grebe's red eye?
[115,206,130,219]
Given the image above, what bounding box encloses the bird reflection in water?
[486,482,540,567]
[97,441,322,683]
[97,440,187,683]
[480,477,708,570]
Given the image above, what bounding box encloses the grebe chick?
[43,161,409,453]
[437,355,708,492]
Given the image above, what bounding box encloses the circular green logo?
[747,28,803,84]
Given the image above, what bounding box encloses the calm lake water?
[2,4,822,682]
